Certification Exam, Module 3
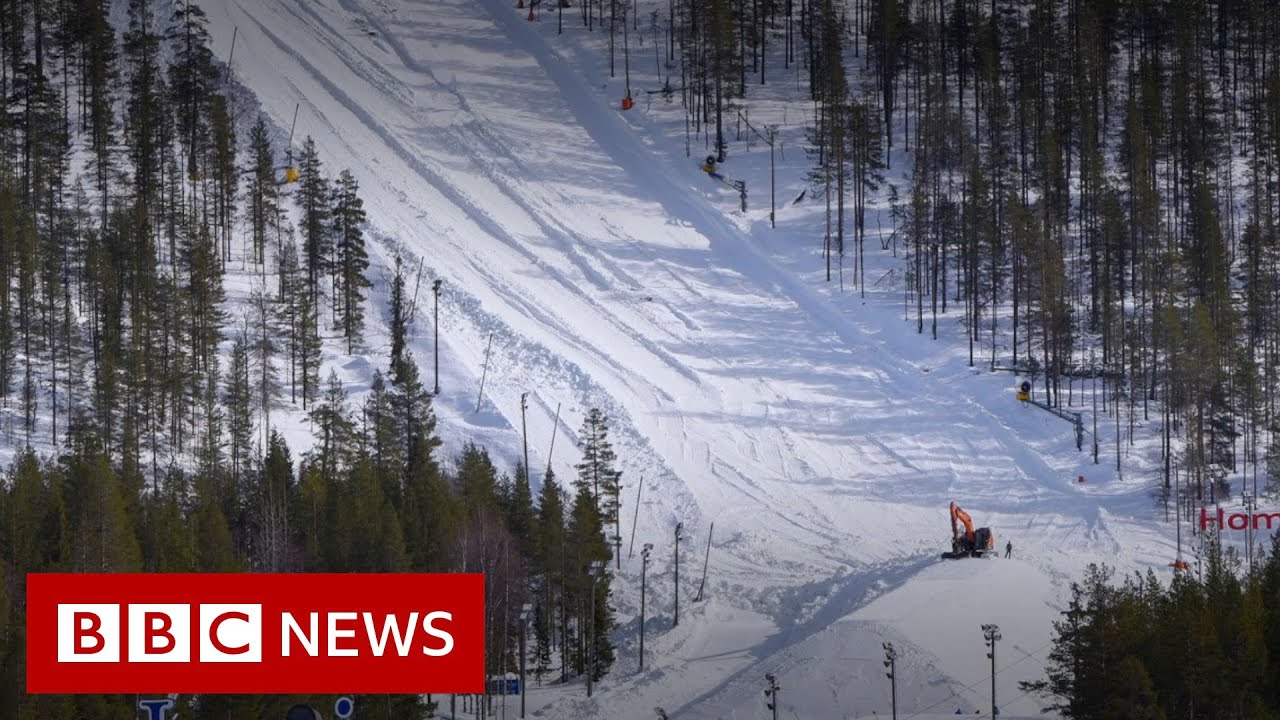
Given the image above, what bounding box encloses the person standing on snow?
[1005,540,1012,559]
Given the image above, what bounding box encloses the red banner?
[26,573,486,694]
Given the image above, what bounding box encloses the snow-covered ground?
[184,0,1245,717]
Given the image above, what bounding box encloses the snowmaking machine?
[941,501,995,559]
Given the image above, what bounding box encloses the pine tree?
[252,429,293,572]
[122,0,164,210]
[249,286,281,446]
[295,136,330,314]
[192,470,240,571]
[565,483,614,679]
[507,460,537,561]
[574,408,623,543]
[333,169,370,353]
[82,0,118,221]
[245,117,278,269]
[309,371,355,479]
[224,330,253,487]
[209,94,236,263]
[166,0,219,184]
[535,467,567,681]
[141,469,196,572]
[388,254,409,374]
[532,598,552,685]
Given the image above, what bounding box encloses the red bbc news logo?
[26,573,486,694]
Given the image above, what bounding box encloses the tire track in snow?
[280,0,846,555]
[477,0,1096,523]
[292,0,709,398]
[227,0,709,530]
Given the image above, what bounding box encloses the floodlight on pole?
[673,522,683,627]
[520,392,531,485]
[587,560,606,698]
[763,673,780,720]
[519,603,532,718]
[431,279,442,395]
[983,624,1002,719]
[883,642,898,720]
[640,543,653,670]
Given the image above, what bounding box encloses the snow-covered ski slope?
[205,0,1197,716]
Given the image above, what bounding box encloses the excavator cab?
[942,501,995,559]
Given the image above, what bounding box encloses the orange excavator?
[941,501,995,559]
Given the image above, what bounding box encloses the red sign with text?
[26,573,486,694]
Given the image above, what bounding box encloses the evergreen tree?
[574,408,623,545]
[308,371,355,480]
[295,136,330,314]
[332,169,370,353]
[165,0,219,183]
[225,330,253,487]
[565,483,614,679]
[245,117,278,269]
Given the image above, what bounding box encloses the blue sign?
[138,699,174,720]
[488,677,521,694]
[335,696,355,719]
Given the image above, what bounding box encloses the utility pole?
[432,279,441,395]
[673,522,683,627]
[735,110,776,227]
[587,560,605,697]
[623,0,632,103]
[614,533,623,570]
[519,603,532,718]
[1091,352,1099,463]
[521,392,531,484]
[883,642,898,720]
[763,673,780,720]
[767,125,776,228]
[640,543,653,670]
[983,624,1001,719]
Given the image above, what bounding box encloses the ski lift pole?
[736,109,776,227]
[1020,387,1090,452]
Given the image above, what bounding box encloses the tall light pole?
[432,279,442,395]
[882,642,897,720]
[587,560,605,698]
[763,673,780,720]
[519,603,532,718]
[520,392,530,484]
[622,0,632,103]
[983,624,1001,719]
[640,543,653,670]
[673,522,683,627]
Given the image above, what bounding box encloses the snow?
[73,0,1270,716]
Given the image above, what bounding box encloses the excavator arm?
[949,501,976,542]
